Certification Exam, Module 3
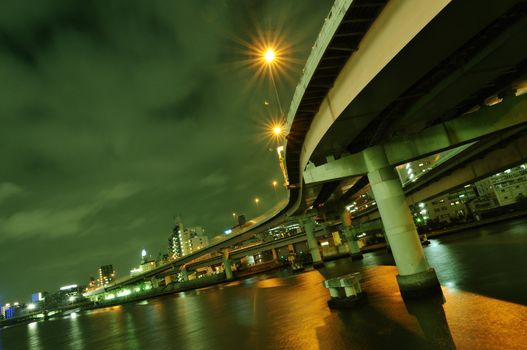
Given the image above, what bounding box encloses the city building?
[168,218,209,259]
[168,219,185,259]
[489,165,527,206]
[98,265,115,287]
[130,249,157,277]
[1,303,20,319]
[31,292,45,304]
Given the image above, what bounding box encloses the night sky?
[0,0,333,303]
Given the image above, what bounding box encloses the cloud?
[199,171,229,188]
[0,182,24,204]
[0,0,335,302]
[97,182,142,202]
[0,205,94,240]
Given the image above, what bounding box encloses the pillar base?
[327,292,367,309]
[396,268,441,298]
[312,261,325,268]
[350,253,364,261]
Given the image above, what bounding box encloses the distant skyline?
[0,0,333,303]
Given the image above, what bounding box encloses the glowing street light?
[272,180,278,188]
[273,125,282,136]
[263,48,276,64]
[254,197,260,207]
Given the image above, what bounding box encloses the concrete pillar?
[302,216,324,267]
[271,248,278,261]
[223,249,233,280]
[287,244,295,253]
[364,145,439,296]
[180,267,189,282]
[340,211,363,261]
[150,278,159,288]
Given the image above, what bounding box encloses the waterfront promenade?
[1,218,526,349]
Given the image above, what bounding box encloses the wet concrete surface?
[1,218,526,349]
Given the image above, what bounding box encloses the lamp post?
[262,47,284,117]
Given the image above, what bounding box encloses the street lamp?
[260,46,284,117]
[254,197,260,208]
[264,48,276,64]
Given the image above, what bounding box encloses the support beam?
[340,210,363,260]
[304,95,527,185]
[271,248,278,261]
[180,267,189,282]
[407,131,527,204]
[301,216,324,267]
[223,249,233,280]
[364,145,439,296]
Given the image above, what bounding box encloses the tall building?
[98,265,115,286]
[169,218,185,259]
[168,217,209,259]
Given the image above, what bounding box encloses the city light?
[117,289,131,297]
[141,249,147,258]
[273,125,282,136]
[60,285,77,291]
[27,303,36,310]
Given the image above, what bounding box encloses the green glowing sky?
[0,0,332,303]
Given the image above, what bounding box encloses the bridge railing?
[286,0,353,131]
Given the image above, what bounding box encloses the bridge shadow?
[315,295,456,349]
[314,260,456,349]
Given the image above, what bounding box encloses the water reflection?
[123,313,140,350]
[67,313,85,350]
[27,321,42,350]
[1,221,525,349]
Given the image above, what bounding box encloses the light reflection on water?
[27,322,41,350]
[1,220,526,349]
[67,313,84,350]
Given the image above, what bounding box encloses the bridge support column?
[340,210,363,261]
[150,278,159,288]
[288,244,295,254]
[223,249,233,280]
[180,267,189,282]
[301,217,324,267]
[364,145,439,296]
[271,248,278,262]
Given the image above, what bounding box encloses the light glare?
[264,48,276,63]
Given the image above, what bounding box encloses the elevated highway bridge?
[87,0,527,299]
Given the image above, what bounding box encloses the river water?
[1,218,527,349]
